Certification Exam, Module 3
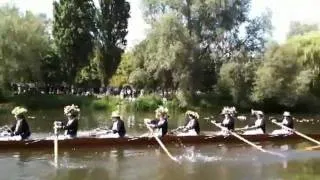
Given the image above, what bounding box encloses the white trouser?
[97,133,120,138]
[176,129,198,136]
[271,129,292,135]
[216,128,230,136]
[243,128,264,135]
[0,135,22,141]
[45,135,74,140]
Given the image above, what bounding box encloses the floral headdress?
[64,104,80,116]
[11,106,28,116]
[186,110,200,119]
[155,106,169,117]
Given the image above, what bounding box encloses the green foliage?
[91,96,120,111]
[53,0,96,83]
[110,52,135,87]
[125,0,271,94]
[218,61,258,107]
[251,43,314,107]
[0,6,50,85]
[129,94,162,111]
[94,0,130,86]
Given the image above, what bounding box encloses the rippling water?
[1,110,320,179]
[1,143,320,180]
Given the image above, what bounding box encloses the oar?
[211,121,285,158]
[53,121,61,168]
[25,138,46,145]
[272,121,320,145]
[144,122,179,163]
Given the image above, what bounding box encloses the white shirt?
[67,118,75,126]
[186,119,195,129]
[14,119,23,133]
[255,118,263,127]
[222,117,230,125]
[112,121,118,131]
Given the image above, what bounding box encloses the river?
[1,109,320,180]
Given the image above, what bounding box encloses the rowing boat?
[0,132,319,150]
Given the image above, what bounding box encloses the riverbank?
[0,94,180,113]
[1,93,320,114]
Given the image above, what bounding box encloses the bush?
[91,96,120,111]
[129,94,162,111]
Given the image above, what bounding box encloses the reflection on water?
[0,143,319,180]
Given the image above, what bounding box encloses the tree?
[287,32,320,96]
[138,0,271,92]
[251,43,314,107]
[287,21,318,39]
[94,0,130,87]
[0,6,50,86]
[109,52,135,87]
[218,61,258,107]
[52,0,96,83]
[128,14,195,92]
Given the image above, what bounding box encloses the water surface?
[1,110,320,180]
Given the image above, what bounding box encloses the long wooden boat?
[0,133,319,150]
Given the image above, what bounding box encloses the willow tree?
[0,6,50,87]
[288,32,320,96]
[251,44,314,107]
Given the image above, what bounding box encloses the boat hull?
[0,133,319,150]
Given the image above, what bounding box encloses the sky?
[0,0,320,49]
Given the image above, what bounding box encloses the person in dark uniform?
[9,106,31,140]
[146,106,168,137]
[109,111,126,137]
[60,104,80,137]
[176,110,200,136]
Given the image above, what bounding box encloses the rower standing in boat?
[216,107,236,135]
[175,110,200,136]
[236,109,265,135]
[271,111,294,135]
[59,104,80,138]
[145,106,168,137]
[8,106,31,140]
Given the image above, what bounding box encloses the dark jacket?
[63,119,78,137]
[150,118,168,137]
[110,119,126,137]
[258,119,266,133]
[184,118,200,134]
[283,117,294,129]
[222,117,235,131]
[10,118,31,139]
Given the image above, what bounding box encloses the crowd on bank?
[0,104,295,140]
